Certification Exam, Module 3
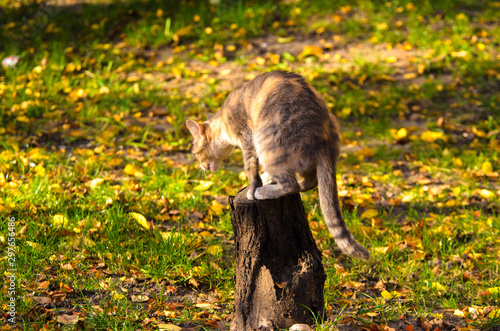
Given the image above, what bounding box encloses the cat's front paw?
[254,187,271,200]
[246,188,256,200]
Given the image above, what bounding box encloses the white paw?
[246,189,255,200]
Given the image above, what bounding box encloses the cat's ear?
[186,120,206,139]
[207,113,214,121]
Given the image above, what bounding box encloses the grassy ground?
[1,0,499,330]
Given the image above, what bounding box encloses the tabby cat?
[186,71,369,260]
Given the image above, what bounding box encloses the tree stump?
[229,187,326,331]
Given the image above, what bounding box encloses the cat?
[186,71,370,260]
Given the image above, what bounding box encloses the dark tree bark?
[229,187,326,331]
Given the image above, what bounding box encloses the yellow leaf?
[130,212,150,230]
[206,245,223,255]
[99,86,110,95]
[354,147,375,159]
[420,130,445,142]
[199,231,213,239]
[255,56,266,65]
[472,126,486,138]
[376,22,389,31]
[112,291,125,300]
[16,115,30,123]
[341,107,351,117]
[418,63,426,74]
[208,200,224,215]
[391,128,408,141]
[454,309,466,317]
[238,171,247,181]
[194,180,213,191]
[175,25,192,37]
[381,290,401,299]
[478,189,495,199]
[52,214,69,227]
[298,45,323,59]
[413,250,426,260]
[158,323,183,331]
[374,246,390,254]
[385,56,397,63]
[488,309,500,319]
[431,282,446,292]
[26,241,43,250]
[33,162,45,176]
[453,158,463,167]
[403,73,417,80]
[487,287,500,295]
[277,35,294,43]
[124,164,144,178]
[360,209,378,219]
[85,178,105,188]
[481,160,493,174]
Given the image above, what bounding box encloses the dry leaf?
[131,294,150,302]
[194,180,213,191]
[158,323,183,331]
[361,209,378,219]
[130,212,150,230]
[57,314,79,324]
[124,164,144,178]
[298,45,323,59]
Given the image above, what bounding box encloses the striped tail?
[317,156,370,260]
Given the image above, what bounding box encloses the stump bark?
[229,187,326,331]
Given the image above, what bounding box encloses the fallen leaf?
[206,245,223,255]
[477,189,495,199]
[57,313,79,324]
[385,56,398,63]
[130,212,150,230]
[194,180,213,191]
[52,214,68,227]
[381,290,401,299]
[85,178,106,188]
[277,35,295,43]
[131,294,149,302]
[298,45,323,59]
[361,209,378,219]
[124,164,144,178]
[420,131,445,142]
[158,323,183,331]
[481,160,493,174]
[208,200,224,215]
[61,263,74,271]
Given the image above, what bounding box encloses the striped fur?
[186,71,370,260]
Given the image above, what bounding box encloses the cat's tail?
[317,155,370,260]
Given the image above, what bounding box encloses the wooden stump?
[229,187,326,331]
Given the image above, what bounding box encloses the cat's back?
[243,71,333,136]
[242,71,338,167]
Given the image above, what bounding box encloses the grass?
[1,0,499,329]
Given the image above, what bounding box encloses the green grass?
[1,0,499,329]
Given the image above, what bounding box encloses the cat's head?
[186,119,234,172]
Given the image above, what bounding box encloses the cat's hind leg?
[298,168,318,192]
[254,174,300,200]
